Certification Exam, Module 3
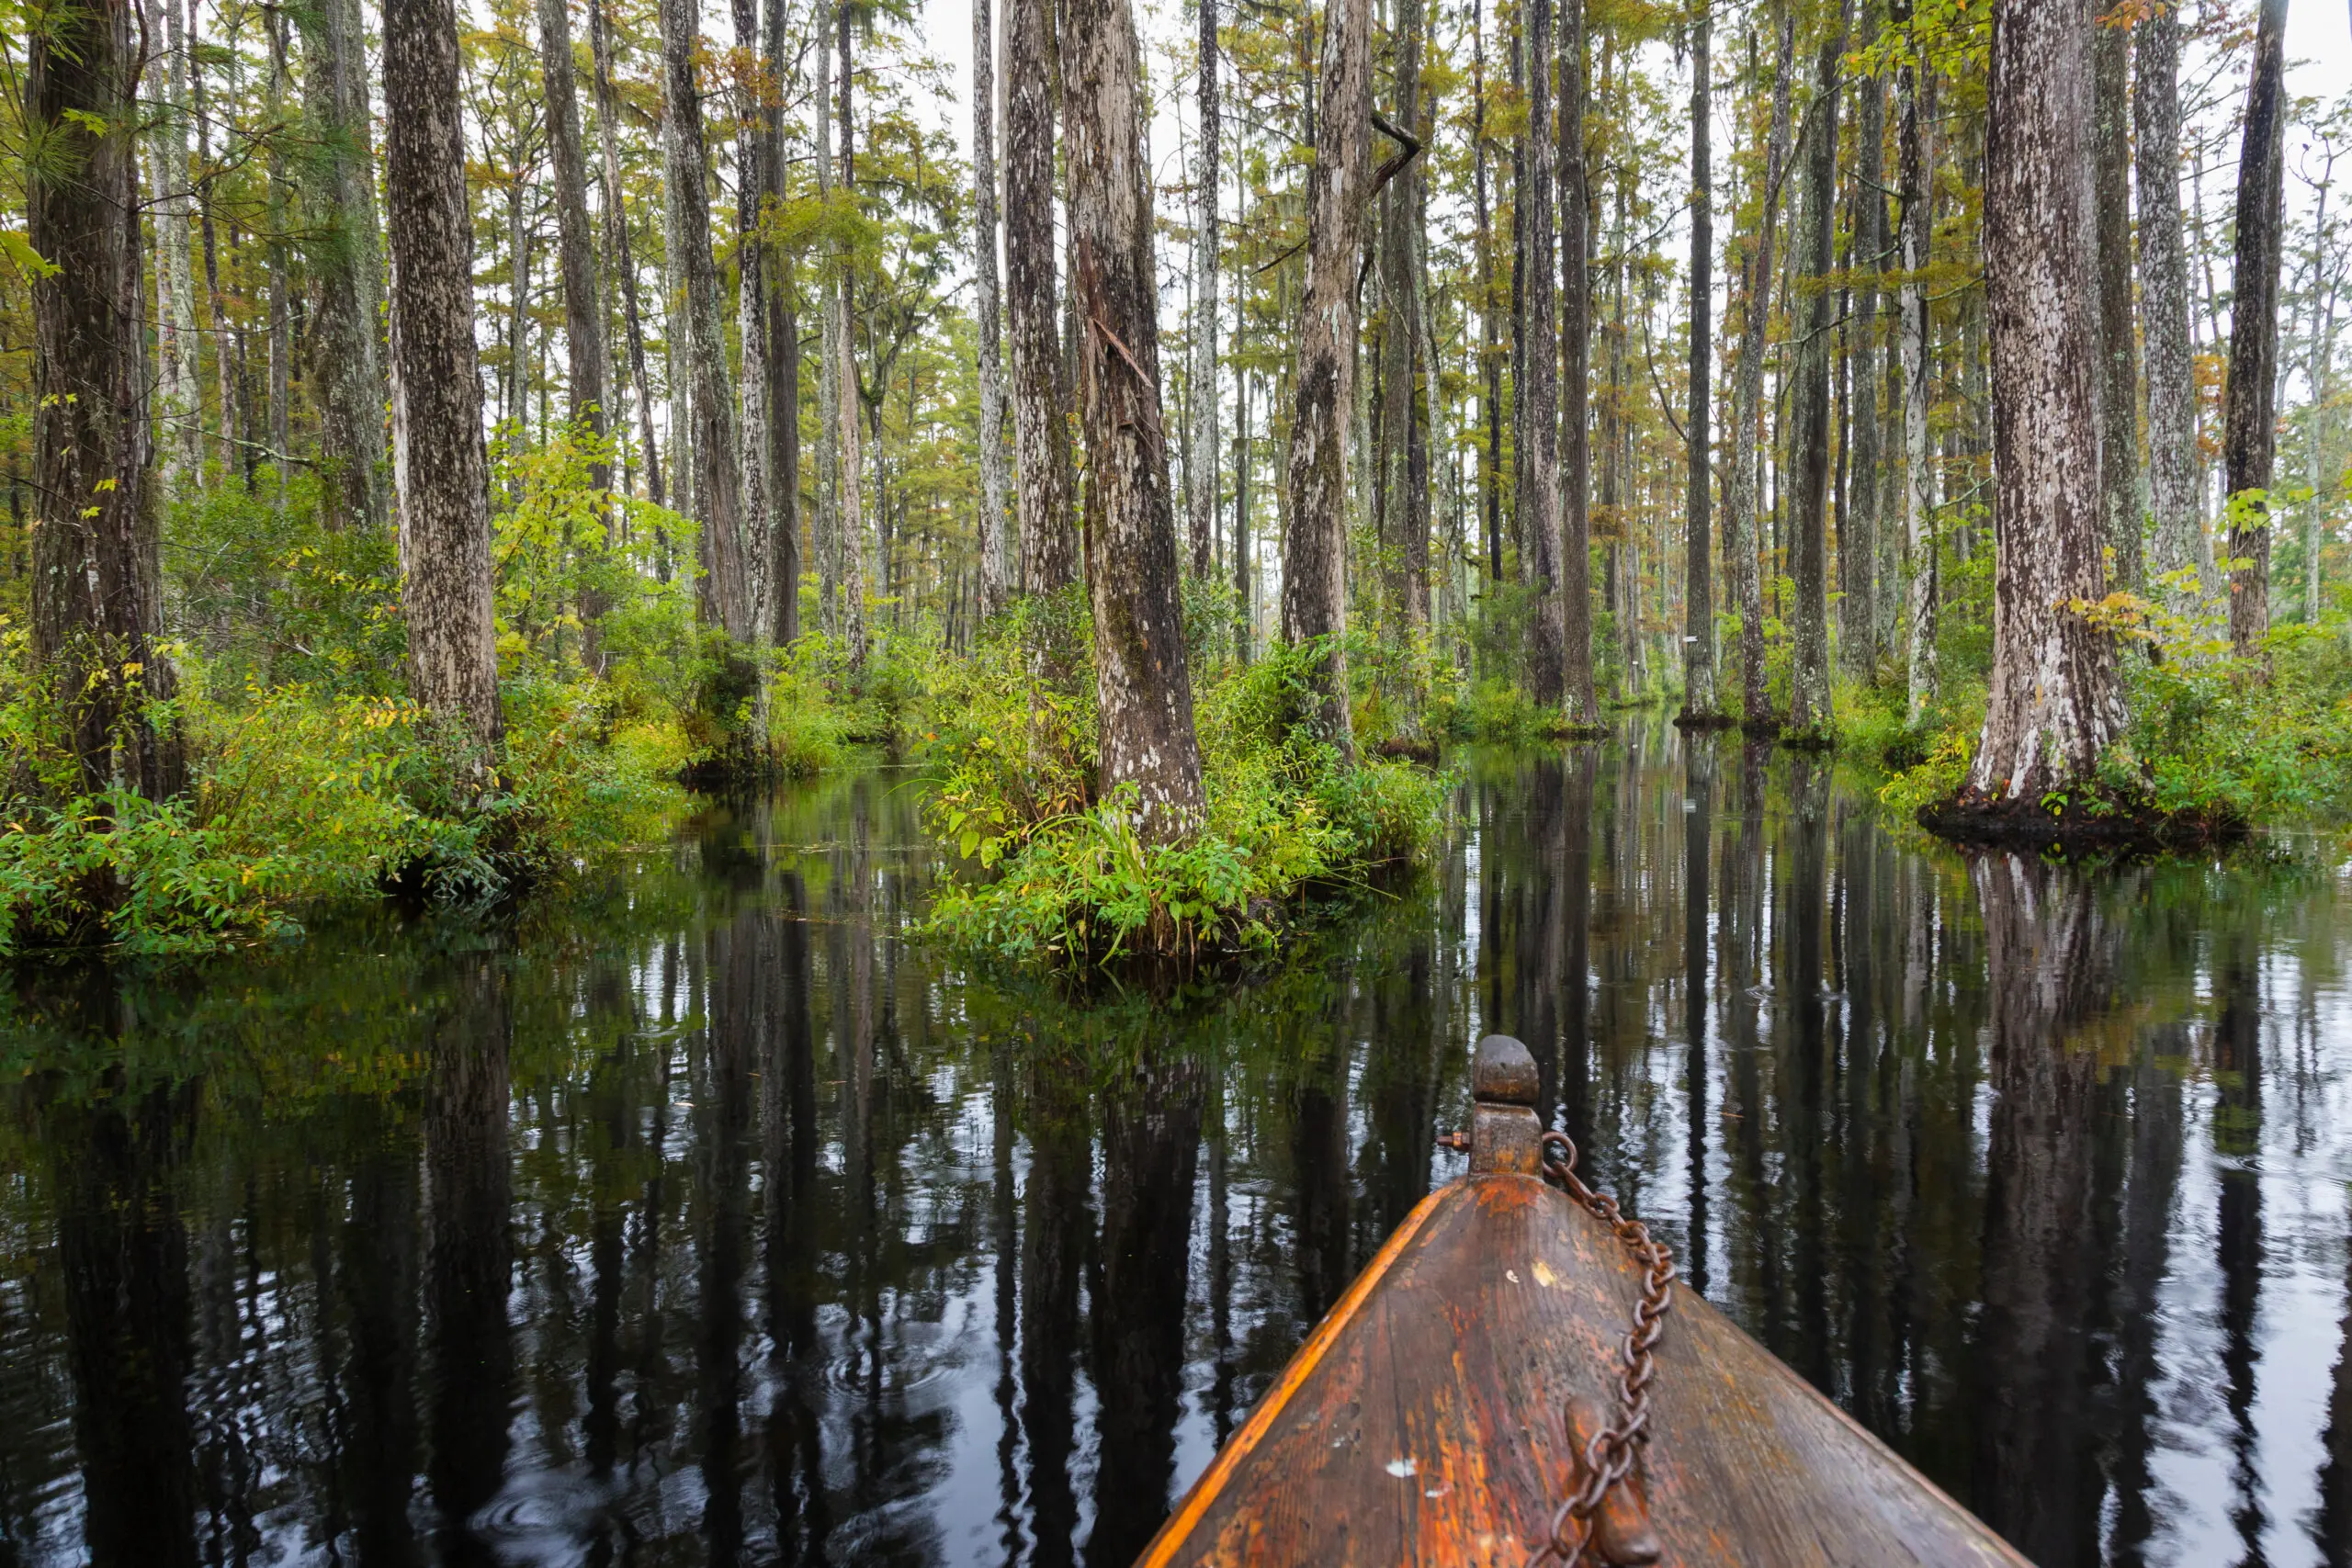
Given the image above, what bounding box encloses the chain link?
[1525,1130,1678,1568]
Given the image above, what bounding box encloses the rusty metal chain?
[1526,1129,1678,1568]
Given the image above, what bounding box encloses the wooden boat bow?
[1136,1036,2031,1568]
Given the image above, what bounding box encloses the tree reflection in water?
[3,733,2350,1567]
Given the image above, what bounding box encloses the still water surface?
[3,733,2351,1568]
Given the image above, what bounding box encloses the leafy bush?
[0,622,687,956]
[922,631,1449,966]
[1427,679,1558,745]
[1860,574,2352,836]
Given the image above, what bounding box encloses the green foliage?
[1426,678,1557,744]
[1857,576,2352,838]
[2095,588,2352,829]
[922,631,1449,966]
[0,641,688,956]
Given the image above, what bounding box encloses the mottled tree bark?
[2136,0,2198,596]
[1786,0,1848,743]
[2225,0,2290,657]
[1005,0,1080,593]
[385,0,504,768]
[1376,0,1426,641]
[1899,51,1936,721]
[28,0,187,802]
[1679,11,1719,720]
[658,0,752,640]
[1727,0,1794,728]
[1189,0,1221,584]
[1519,0,1566,708]
[1062,0,1207,837]
[1558,0,1598,726]
[762,0,797,642]
[303,0,389,529]
[731,0,772,645]
[813,25,839,626]
[1960,0,2121,807]
[973,0,1012,613]
[265,6,291,499]
[2092,10,2141,592]
[1474,0,1502,587]
[1841,39,1883,682]
[1283,0,1375,757]
[832,6,867,667]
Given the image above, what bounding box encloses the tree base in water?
[1376,734,1442,763]
[1918,790,2247,856]
[1780,725,1836,752]
[1673,709,1742,730]
[1548,717,1611,741]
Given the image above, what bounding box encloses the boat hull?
[1136,1173,2030,1567]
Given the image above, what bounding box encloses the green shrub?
[0,626,688,955]
[1426,678,1556,744]
[922,631,1449,966]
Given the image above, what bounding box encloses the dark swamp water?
[5,731,2352,1568]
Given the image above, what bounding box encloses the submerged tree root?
[1917,790,2247,857]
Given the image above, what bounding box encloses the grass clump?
[921,616,1449,967]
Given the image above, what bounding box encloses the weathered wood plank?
[1137,1174,2031,1568]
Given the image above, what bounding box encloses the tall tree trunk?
[1899,48,1936,721]
[1787,0,1848,742]
[659,0,752,641]
[1234,349,1253,660]
[813,23,839,626]
[1519,0,1567,707]
[190,0,245,484]
[2308,164,2339,624]
[265,6,292,500]
[1284,0,1374,756]
[731,0,772,649]
[2136,0,2198,596]
[1005,0,1080,593]
[1377,0,1426,645]
[2225,0,2290,657]
[1063,0,1209,836]
[148,0,201,491]
[974,0,1012,614]
[591,0,664,505]
[763,0,797,642]
[505,178,532,439]
[1841,37,1883,682]
[1729,1,1795,728]
[1679,9,1718,720]
[833,6,868,667]
[1557,0,1597,725]
[1959,0,2121,808]
[1474,0,1502,587]
[304,0,389,529]
[662,73,693,521]
[1189,0,1221,582]
[384,0,504,769]
[534,0,606,444]
[2092,7,2141,592]
[538,0,614,660]
[28,0,186,802]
